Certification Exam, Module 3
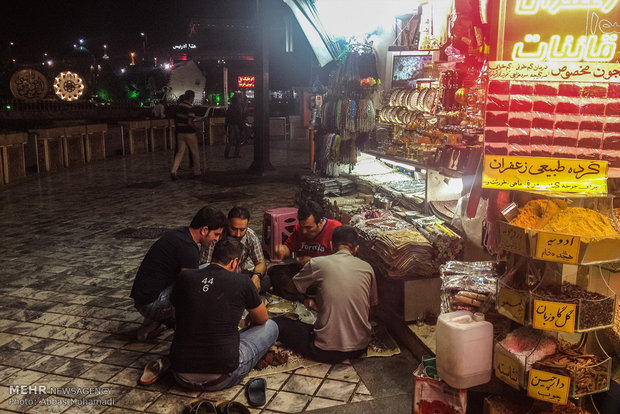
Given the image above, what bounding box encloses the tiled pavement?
[0,137,416,413]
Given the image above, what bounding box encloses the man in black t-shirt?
[171,239,278,391]
[130,206,226,341]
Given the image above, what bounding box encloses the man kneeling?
[274,226,378,364]
[171,239,278,391]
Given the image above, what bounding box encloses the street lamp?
[140,32,147,63]
[103,44,109,60]
[130,52,136,65]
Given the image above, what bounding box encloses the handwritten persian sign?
[482,155,608,194]
[488,61,620,82]
[499,221,529,256]
[498,284,527,325]
[535,232,581,264]
[494,0,620,63]
[533,300,576,333]
[495,350,522,389]
[527,368,570,404]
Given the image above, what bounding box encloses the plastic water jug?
[436,310,493,389]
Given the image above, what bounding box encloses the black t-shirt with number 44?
[171,264,262,374]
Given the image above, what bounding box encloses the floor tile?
[28,356,73,374]
[305,396,346,411]
[145,393,189,414]
[53,359,96,377]
[351,393,374,403]
[315,379,357,402]
[115,388,161,411]
[281,374,322,395]
[327,364,359,382]
[265,390,310,413]
[79,363,124,382]
[50,343,90,358]
[107,367,142,387]
[75,347,115,363]
[293,363,331,378]
[1,335,42,351]
[355,381,371,395]
[260,372,292,390]
[4,370,47,387]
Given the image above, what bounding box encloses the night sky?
[0,0,253,62]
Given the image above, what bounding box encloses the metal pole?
[248,0,274,174]
[223,66,229,108]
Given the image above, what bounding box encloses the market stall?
[291,0,620,412]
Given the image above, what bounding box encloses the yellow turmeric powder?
[542,207,618,237]
[510,199,567,228]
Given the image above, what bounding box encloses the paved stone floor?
[0,138,416,413]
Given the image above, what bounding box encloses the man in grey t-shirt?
[274,226,378,363]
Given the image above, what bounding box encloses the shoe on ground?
[138,357,171,385]
[245,377,266,406]
[184,399,217,414]
[216,401,250,414]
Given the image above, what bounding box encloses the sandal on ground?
[216,400,250,414]
[138,357,171,386]
[245,377,266,407]
[184,398,217,414]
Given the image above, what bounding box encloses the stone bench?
[0,132,28,184]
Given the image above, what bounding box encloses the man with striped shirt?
[171,90,201,179]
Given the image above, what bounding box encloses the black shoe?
[170,173,178,181]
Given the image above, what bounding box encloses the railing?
[0,99,142,112]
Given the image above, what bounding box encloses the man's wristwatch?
[251,271,264,280]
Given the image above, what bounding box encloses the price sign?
[482,155,608,194]
[494,350,522,390]
[533,300,576,333]
[498,286,527,325]
[535,232,580,264]
[499,221,529,256]
[527,368,570,405]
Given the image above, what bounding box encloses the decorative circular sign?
[9,69,49,101]
[53,71,85,101]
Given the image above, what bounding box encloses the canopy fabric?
[283,0,339,67]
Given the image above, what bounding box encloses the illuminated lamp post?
[103,44,109,60]
[130,52,136,66]
[140,32,147,63]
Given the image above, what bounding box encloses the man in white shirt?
[274,226,378,363]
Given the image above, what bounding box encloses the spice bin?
[529,265,616,333]
[500,193,620,265]
[531,335,612,398]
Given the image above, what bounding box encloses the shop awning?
[282,0,338,67]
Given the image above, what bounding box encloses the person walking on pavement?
[224,94,244,159]
[171,90,201,179]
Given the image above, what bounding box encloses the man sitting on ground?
[130,206,226,341]
[202,206,269,293]
[269,200,341,301]
[274,226,378,364]
[171,239,278,391]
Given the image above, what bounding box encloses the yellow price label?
[494,350,522,390]
[535,232,580,264]
[499,222,528,256]
[498,286,527,325]
[527,368,570,405]
[482,155,608,194]
[533,300,576,333]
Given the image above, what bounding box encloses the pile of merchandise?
[371,228,437,278]
[409,216,464,265]
[298,176,356,198]
[440,261,499,314]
